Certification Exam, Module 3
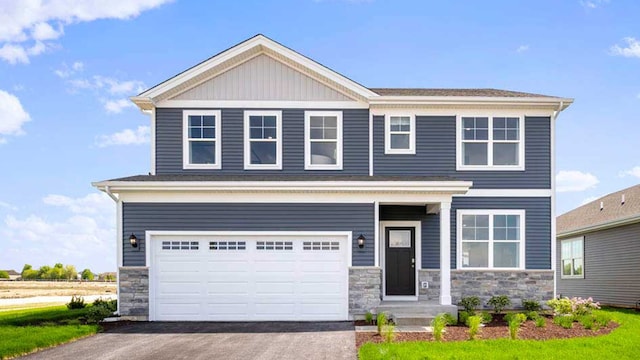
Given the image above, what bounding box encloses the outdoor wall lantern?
[129,233,138,248]
[357,234,366,248]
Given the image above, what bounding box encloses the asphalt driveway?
[21,321,356,360]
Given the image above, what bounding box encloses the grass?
[0,305,99,359]
[359,308,640,360]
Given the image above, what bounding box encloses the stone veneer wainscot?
[119,267,149,319]
[349,267,381,316]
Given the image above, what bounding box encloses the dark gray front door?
[384,227,416,296]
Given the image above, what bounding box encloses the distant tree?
[38,265,51,279]
[47,267,65,280]
[21,264,32,278]
[0,271,9,279]
[21,269,38,280]
[81,269,94,281]
[64,265,77,280]
[54,263,64,269]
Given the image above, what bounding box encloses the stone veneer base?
[349,267,382,317]
[119,267,149,319]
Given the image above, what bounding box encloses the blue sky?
[0,0,638,272]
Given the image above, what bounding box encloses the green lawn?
[359,308,640,360]
[0,306,99,359]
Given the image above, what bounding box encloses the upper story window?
[561,237,584,279]
[457,116,524,171]
[305,111,343,170]
[457,209,525,270]
[385,115,415,154]
[244,110,282,170]
[183,110,221,169]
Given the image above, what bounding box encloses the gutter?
[103,185,119,202]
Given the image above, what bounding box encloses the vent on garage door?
[209,241,246,250]
[303,241,340,251]
[162,241,199,250]
[256,241,293,250]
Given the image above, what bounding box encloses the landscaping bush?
[480,311,493,324]
[66,295,86,310]
[522,299,542,312]
[467,315,482,340]
[458,296,481,314]
[578,315,596,330]
[571,297,600,316]
[535,316,546,328]
[547,298,573,315]
[594,312,612,327]
[458,310,470,326]
[364,311,373,325]
[86,306,114,324]
[507,313,527,340]
[487,295,511,314]
[553,315,575,329]
[442,312,457,326]
[526,311,540,320]
[431,314,449,342]
[92,298,117,312]
[376,312,387,335]
[382,324,396,343]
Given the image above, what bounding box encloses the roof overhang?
[557,214,640,239]
[369,96,573,111]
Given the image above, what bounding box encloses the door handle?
[411,258,415,264]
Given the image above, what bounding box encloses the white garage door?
[149,233,350,321]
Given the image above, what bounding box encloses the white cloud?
[0,201,17,211]
[580,0,609,9]
[54,61,84,78]
[103,99,136,114]
[516,45,529,53]
[0,192,115,272]
[556,170,600,192]
[618,166,640,178]
[580,196,600,205]
[610,37,640,58]
[0,0,172,64]
[93,76,146,95]
[61,73,145,113]
[0,89,31,143]
[95,126,150,147]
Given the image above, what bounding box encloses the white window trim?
[456,209,526,270]
[456,115,525,171]
[560,236,584,279]
[384,114,416,154]
[244,110,283,170]
[304,111,343,170]
[182,109,222,170]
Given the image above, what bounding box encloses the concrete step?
[390,314,434,326]
[376,302,457,317]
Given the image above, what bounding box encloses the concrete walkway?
[20,321,357,360]
[0,294,117,307]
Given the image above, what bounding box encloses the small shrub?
[458,296,481,314]
[86,305,114,324]
[487,295,511,314]
[594,312,612,327]
[553,315,575,329]
[526,311,540,320]
[377,312,387,335]
[93,298,117,312]
[67,295,86,309]
[547,298,573,315]
[382,324,396,343]
[480,311,493,324]
[442,312,457,326]
[522,299,542,312]
[431,313,449,342]
[458,310,470,326]
[578,315,595,330]
[467,315,482,340]
[507,313,527,340]
[571,297,600,316]
[364,311,373,325]
[535,316,546,328]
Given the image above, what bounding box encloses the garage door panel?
[157,282,202,295]
[254,282,295,294]
[156,302,202,317]
[206,282,250,295]
[299,283,342,295]
[254,303,296,315]
[205,260,249,272]
[205,303,249,316]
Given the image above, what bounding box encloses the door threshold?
[382,296,418,301]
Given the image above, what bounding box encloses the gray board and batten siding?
[373,116,551,189]
[556,221,640,307]
[122,203,375,267]
[156,108,369,175]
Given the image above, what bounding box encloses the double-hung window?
[183,110,221,169]
[305,111,342,170]
[385,115,415,154]
[458,116,524,170]
[561,237,584,278]
[244,110,282,170]
[458,210,525,269]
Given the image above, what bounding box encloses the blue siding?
[380,206,440,269]
[122,203,374,267]
[155,108,369,175]
[373,115,551,189]
[451,197,552,269]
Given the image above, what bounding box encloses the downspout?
[104,185,118,202]
[550,101,563,298]
[104,185,122,314]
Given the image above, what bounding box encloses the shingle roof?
[557,183,640,236]
[104,174,459,182]
[369,88,558,98]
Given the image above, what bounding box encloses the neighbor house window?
[458,116,524,170]
[561,237,584,278]
[305,111,342,170]
[244,110,282,170]
[385,115,415,154]
[183,110,221,169]
[458,210,525,269]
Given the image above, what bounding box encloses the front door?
[384,227,416,296]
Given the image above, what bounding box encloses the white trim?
[116,200,123,314]
[458,189,552,197]
[384,114,416,154]
[380,221,421,301]
[304,111,343,170]
[150,108,156,175]
[456,209,526,270]
[374,201,380,267]
[440,201,452,305]
[559,236,584,279]
[368,111,373,176]
[551,107,558,296]
[156,99,369,109]
[456,115,525,171]
[182,110,222,170]
[243,110,283,170]
[369,96,573,109]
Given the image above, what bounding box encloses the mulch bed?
[355,316,618,348]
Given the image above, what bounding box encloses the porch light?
[129,233,138,248]
[357,234,366,248]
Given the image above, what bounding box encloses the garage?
[148,232,351,321]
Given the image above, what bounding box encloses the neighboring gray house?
[94,34,572,321]
[557,184,640,307]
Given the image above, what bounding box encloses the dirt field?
[0,281,117,299]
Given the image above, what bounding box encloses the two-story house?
[94,35,572,322]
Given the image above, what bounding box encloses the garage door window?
[210,241,246,250]
[257,241,293,250]
[162,241,199,250]
[303,241,340,251]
